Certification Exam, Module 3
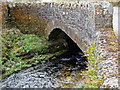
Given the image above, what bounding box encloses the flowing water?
[0,50,87,88]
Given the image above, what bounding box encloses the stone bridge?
[4,1,113,52]
[1,1,119,88]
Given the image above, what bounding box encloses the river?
[0,50,87,88]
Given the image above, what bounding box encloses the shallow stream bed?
[0,51,87,88]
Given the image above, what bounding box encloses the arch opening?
[48,28,88,70]
[49,28,81,52]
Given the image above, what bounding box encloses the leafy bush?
[80,42,102,88]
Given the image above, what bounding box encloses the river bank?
[0,28,88,88]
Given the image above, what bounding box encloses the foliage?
[0,28,67,80]
[80,42,102,88]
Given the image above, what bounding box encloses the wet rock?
[0,54,86,88]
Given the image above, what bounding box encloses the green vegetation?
[80,42,101,88]
[0,28,67,80]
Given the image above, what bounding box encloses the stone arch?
[45,19,89,54]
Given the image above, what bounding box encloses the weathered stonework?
[1,1,119,88]
[6,1,113,52]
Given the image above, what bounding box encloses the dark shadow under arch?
[48,28,88,70]
[48,28,85,56]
